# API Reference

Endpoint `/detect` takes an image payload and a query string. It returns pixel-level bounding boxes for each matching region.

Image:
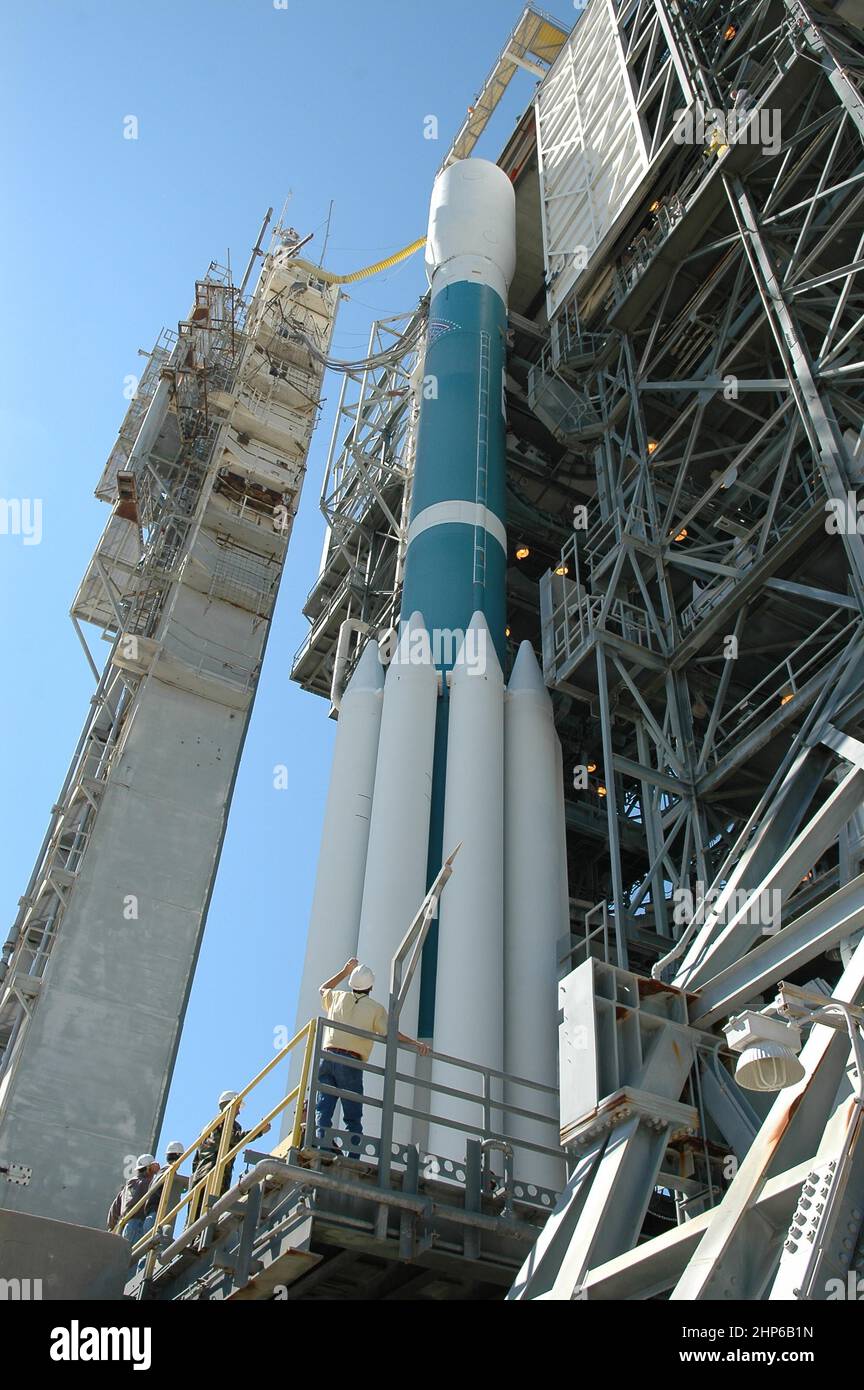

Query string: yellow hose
[315,236,426,285]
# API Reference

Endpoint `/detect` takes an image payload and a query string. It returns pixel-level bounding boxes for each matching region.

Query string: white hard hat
[218,1090,239,1107]
[165,1141,184,1158]
[349,964,375,991]
[136,1153,156,1169]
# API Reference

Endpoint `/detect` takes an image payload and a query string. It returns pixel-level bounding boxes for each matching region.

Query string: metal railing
[609,53,796,309]
[582,502,651,571]
[117,1011,565,1282]
[543,578,662,676]
[710,612,862,762]
[302,1016,563,1193]
[116,858,567,1289]
[115,1020,316,1271]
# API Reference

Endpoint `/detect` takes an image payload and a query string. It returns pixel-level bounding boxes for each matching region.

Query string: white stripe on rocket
[406,500,507,552]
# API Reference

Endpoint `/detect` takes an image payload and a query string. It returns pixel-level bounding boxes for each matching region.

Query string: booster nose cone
[345,638,385,696]
[391,610,434,668]
[449,608,501,684]
[507,639,550,696]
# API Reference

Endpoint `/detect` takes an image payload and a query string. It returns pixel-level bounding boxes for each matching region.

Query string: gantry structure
[291,0,864,1299]
[0,221,340,1229]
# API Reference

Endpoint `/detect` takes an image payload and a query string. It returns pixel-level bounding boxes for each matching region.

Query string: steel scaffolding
[289,0,864,1299]
[0,223,340,1227]
[510,0,864,1299]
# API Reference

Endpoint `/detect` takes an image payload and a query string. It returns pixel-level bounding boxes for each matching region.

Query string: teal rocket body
[403,275,510,1037]
[400,278,508,670]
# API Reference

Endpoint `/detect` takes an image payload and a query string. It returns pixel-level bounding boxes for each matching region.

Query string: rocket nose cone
[344,639,384,697]
[507,640,549,696]
[452,610,502,682]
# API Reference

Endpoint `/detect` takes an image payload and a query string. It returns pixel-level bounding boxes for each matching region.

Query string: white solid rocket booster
[285,640,385,1113]
[428,613,505,1155]
[354,613,438,1134]
[504,641,569,1187]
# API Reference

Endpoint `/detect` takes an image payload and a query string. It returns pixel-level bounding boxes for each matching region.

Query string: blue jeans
[315,1051,364,1157]
[123,1217,144,1245]
[136,1211,157,1273]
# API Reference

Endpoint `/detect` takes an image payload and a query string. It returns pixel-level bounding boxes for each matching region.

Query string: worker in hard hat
[162,1139,183,1167]
[107,1154,160,1245]
[134,1140,188,1247]
[187,1091,270,1224]
[148,1140,189,1237]
[316,957,430,1159]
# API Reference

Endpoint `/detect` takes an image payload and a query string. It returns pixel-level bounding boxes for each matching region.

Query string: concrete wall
[0,1210,128,1300]
[0,675,246,1227]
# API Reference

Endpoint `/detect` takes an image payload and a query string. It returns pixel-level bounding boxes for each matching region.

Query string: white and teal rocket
[401,159,516,1053]
[293,161,569,1186]
[400,157,514,658]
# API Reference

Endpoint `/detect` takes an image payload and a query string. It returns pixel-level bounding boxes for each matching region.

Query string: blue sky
[0,0,574,1160]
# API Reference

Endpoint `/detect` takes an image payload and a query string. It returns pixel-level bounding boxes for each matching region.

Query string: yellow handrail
[115,1020,316,1267]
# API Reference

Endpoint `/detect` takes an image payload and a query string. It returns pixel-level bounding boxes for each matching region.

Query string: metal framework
[289,0,864,1299]
[118,862,565,1301]
[291,307,426,700]
[508,0,864,1298]
[0,224,340,1226]
[119,1019,564,1303]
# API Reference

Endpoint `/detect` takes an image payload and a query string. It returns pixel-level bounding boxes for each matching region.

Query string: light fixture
[516,544,530,560]
[724,1012,805,1092]
[735,1041,806,1092]
[674,527,688,542]
[597,783,607,798]
[647,439,659,455]
[648,200,660,214]
[724,23,737,40]
[505,626,511,638]
[586,760,597,773]
[780,690,794,706]
[555,564,569,576]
